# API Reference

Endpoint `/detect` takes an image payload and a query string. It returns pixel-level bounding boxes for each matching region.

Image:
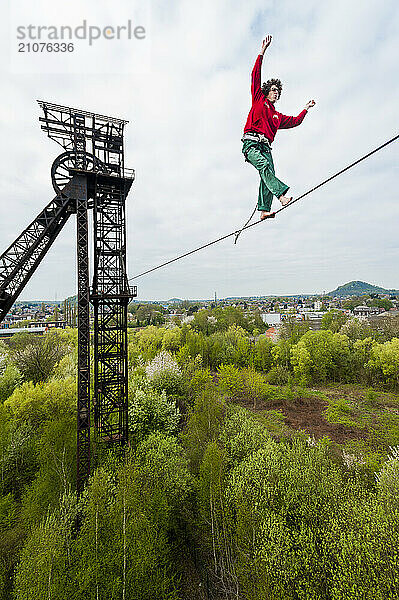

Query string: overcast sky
[1,0,398,301]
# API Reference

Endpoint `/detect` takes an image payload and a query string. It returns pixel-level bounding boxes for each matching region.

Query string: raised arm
[279,100,316,129]
[251,35,272,102]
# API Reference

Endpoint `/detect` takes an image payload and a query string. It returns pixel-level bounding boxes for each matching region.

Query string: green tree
[182,389,225,473]
[343,296,370,311]
[20,413,76,528]
[368,298,393,311]
[161,327,181,353]
[367,337,399,387]
[226,438,348,599]
[132,326,166,361]
[196,441,235,593]
[191,309,217,335]
[73,436,188,599]
[5,378,76,429]
[252,336,274,372]
[10,330,71,384]
[0,363,21,402]
[370,315,399,341]
[330,492,399,599]
[13,494,77,600]
[128,382,180,448]
[321,309,349,333]
[291,330,352,384]
[339,317,373,341]
[279,317,310,343]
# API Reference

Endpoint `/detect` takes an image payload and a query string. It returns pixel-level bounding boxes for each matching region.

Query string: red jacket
[243,54,307,143]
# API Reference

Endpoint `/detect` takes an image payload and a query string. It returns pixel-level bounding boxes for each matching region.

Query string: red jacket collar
[264,100,276,111]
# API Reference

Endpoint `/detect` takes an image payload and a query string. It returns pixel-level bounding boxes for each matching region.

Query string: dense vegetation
[0,308,398,599]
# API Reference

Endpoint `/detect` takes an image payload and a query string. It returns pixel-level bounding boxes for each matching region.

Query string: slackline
[129,133,398,282]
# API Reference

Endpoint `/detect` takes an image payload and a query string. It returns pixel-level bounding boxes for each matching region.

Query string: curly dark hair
[262,78,283,99]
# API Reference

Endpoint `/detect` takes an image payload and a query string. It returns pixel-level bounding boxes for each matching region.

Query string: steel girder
[91,177,134,444]
[0,180,80,323]
[73,175,91,494]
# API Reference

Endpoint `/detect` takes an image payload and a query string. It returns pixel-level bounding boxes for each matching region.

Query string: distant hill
[329,281,399,297]
[16,297,75,305]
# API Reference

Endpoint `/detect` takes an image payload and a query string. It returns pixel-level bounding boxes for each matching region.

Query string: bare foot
[260,211,275,220]
[279,195,293,206]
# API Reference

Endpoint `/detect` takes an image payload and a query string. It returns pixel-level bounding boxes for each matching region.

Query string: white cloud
[0,0,398,301]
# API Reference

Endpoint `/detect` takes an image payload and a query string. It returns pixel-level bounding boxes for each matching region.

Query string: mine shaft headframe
[37,100,130,177]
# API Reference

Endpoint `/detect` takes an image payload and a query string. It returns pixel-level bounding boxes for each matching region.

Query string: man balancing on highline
[242,35,316,220]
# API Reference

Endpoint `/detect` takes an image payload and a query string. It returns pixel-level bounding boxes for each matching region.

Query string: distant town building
[353,305,382,317]
[261,313,281,325]
[264,326,278,341]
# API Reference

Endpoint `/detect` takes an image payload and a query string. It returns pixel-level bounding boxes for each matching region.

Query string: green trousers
[242,139,289,211]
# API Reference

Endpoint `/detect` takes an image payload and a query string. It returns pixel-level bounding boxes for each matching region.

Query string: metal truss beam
[0,180,79,323]
[91,177,135,444]
[73,175,91,494]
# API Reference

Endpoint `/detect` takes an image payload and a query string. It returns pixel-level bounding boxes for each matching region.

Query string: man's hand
[305,100,316,110]
[260,35,272,55]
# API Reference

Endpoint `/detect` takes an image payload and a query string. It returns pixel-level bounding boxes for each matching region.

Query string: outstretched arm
[279,100,316,129]
[251,35,272,101]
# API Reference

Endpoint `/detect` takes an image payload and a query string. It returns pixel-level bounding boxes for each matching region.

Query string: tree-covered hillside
[0,307,398,599]
[329,280,399,297]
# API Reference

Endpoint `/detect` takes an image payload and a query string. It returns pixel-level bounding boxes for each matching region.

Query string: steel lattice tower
[0,101,137,493]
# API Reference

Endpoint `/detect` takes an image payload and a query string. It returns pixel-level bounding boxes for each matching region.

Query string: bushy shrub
[324,398,361,429]
[128,383,180,447]
[145,351,183,396]
[266,365,291,385]
[363,387,380,408]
